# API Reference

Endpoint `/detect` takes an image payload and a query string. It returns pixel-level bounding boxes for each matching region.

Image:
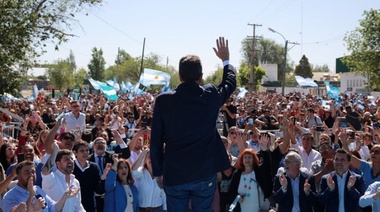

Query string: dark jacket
[273,170,317,212]
[318,170,365,212]
[150,64,236,186]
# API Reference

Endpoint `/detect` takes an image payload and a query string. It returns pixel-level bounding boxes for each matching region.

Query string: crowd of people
[1,37,380,211]
[0,87,379,212]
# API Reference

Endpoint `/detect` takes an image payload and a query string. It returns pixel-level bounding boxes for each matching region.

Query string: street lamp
[268,27,288,95]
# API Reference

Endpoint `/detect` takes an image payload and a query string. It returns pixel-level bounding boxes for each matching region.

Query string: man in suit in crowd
[151,37,236,212]
[273,151,317,212]
[318,149,365,212]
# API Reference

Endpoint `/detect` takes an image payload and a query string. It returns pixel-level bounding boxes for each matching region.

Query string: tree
[237,63,266,89]
[241,37,289,78]
[115,49,132,65]
[0,0,102,95]
[73,68,89,88]
[294,55,313,78]
[312,64,330,73]
[343,9,380,90]
[47,60,75,91]
[88,47,106,81]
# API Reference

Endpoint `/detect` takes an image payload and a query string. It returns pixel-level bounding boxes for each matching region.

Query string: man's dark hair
[335,148,351,161]
[56,149,74,162]
[72,141,89,152]
[15,161,35,175]
[179,55,203,82]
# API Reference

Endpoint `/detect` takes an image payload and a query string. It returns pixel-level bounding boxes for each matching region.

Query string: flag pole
[139,38,146,78]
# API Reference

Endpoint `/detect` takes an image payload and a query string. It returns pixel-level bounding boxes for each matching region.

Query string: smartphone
[248,118,254,125]
[339,118,349,128]
[17,153,25,162]
[316,126,324,132]
[373,122,380,129]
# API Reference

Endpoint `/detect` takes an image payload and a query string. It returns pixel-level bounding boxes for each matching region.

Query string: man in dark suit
[88,130,130,212]
[150,37,236,212]
[318,149,365,212]
[273,151,317,212]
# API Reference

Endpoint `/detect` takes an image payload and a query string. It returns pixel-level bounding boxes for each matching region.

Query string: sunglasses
[229,132,236,135]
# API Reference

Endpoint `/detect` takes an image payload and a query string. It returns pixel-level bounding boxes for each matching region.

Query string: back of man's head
[179,55,203,82]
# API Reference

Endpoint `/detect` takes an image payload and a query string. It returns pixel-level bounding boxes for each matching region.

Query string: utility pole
[247,23,262,92]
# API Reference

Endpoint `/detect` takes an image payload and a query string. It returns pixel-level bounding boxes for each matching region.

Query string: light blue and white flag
[237,87,248,99]
[33,84,39,99]
[100,84,118,101]
[295,76,318,87]
[113,77,120,92]
[325,82,341,101]
[120,81,127,93]
[140,68,171,87]
[88,78,107,90]
[160,82,171,93]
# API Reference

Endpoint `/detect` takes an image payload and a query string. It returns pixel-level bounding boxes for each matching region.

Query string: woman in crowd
[228,149,271,212]
[131,148,166,212]
[0,143,16,172]
[36,129,49,155]
[104,154,139,212]
[21,111,48,141]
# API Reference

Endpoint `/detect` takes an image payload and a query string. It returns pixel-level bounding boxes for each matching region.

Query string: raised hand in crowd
[304,179,311,195]
[279,174,288,190]
[327,174,335,191]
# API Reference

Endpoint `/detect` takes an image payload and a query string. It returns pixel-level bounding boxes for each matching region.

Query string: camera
[316,126,324,132]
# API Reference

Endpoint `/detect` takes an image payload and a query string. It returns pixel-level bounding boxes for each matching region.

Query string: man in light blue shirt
[1,161,78,212]
[318,149,365,212]
[359,181,380,211]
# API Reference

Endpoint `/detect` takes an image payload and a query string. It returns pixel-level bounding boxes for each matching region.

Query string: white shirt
[291,143,322,171]
[129,151,141,165]
[42,169,85,212]
[131,167,166,210]
[64,112,86,132]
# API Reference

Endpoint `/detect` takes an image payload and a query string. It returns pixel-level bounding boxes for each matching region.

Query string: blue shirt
[336,171,348,212]
[2,185,57,212]
[290,174,300,212]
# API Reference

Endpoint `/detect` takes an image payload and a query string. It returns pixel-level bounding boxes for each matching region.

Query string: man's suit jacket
[273,170,317,212]
[88,145,130,171]
[318,170,365,212]
[150,64,236,186]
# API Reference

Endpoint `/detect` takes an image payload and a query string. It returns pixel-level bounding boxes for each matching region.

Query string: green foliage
[115,49,132,65]
[294,55,313,78]
[88,47,106,81]
[47,60,75,91]
[0,0,102,95]
[237,63,266,89]
[241,37,288,78]
[343,9,380,90]
[74,68,89,87]
[204,68,224,86]
[312,64,330,73]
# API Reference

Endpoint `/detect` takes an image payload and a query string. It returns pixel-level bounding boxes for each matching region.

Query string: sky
[32,0,379,79]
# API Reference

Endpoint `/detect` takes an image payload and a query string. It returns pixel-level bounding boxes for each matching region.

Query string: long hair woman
[104,155,139,212]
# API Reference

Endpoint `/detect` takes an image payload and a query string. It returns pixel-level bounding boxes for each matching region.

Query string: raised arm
[41,143,59,175]
[339,130,362,169]
[44,118,63,154]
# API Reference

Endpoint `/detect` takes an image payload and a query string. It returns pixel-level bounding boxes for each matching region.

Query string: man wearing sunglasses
[63,100,86,132]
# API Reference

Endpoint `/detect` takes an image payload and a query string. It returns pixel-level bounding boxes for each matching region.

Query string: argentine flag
[140,68,171,87]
